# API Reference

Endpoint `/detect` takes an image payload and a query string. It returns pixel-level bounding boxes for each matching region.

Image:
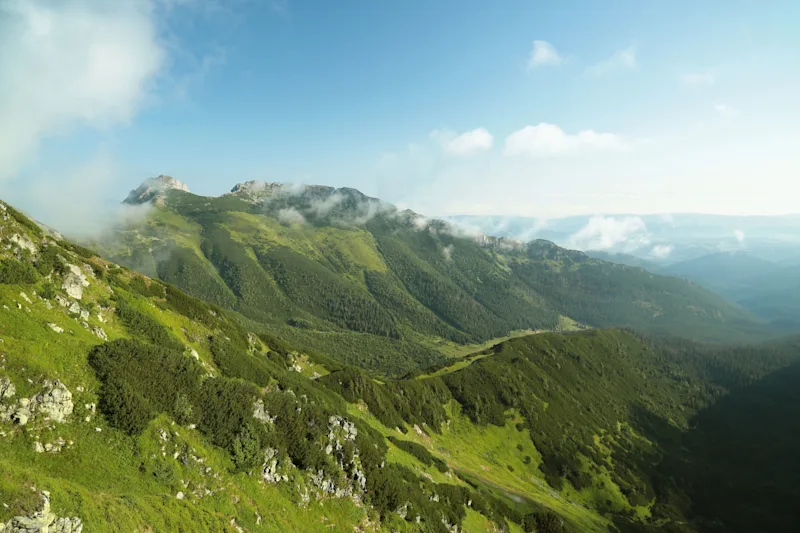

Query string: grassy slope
[2,199,596,533]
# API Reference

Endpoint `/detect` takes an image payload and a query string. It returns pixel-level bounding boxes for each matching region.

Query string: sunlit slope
[2,198,578,533]
[94,183,772,376]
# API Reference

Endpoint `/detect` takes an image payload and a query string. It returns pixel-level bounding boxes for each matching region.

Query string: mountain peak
[123,175,190,205]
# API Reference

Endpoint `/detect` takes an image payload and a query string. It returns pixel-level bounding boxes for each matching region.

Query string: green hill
[90,177,772,376]
[4,195,800,532]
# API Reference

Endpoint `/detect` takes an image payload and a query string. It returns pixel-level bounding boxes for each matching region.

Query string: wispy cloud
[503,123,629,157]
[682,70,715,86]
[528,40,562,68]
[568,216,650,251]
[713,102,737,118]
[650,244,673,258]
[430,128,494,155]
[585,46,637,75]
[0,0,166,181]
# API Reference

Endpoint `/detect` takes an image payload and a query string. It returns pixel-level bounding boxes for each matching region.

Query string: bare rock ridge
[123,175,190,205]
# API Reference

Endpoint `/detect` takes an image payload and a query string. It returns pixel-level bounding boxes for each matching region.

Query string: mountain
[87,178,772,377]
[3,196,800,532]
[584,251,666,273]
[662,253,800,332]
[665,251,779,293]
[449,213,800,264]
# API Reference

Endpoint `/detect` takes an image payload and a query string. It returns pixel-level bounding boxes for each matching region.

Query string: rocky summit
[123,175,190,205]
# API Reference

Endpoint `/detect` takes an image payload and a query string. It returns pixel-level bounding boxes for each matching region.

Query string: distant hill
[87,177,774,375]
[585,250,666,273]
[665,251,779,291]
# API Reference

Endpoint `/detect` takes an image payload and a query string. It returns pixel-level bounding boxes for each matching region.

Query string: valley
[2,187,799,533]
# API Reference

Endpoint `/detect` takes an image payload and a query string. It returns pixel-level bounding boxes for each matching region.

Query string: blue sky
[1,0,799,233]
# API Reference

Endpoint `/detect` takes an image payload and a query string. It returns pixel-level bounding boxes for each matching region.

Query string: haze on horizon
[1,0,798,233]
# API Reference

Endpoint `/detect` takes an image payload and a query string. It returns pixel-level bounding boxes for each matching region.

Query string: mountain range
[86,176,774,377]
[1,181,799,533]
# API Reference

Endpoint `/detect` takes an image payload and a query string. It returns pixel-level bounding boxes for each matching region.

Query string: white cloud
[442,244,454,261]
[734,229,745,243]
[0,0,166,180]
[430,128,494,155]
[650,244,673,258]
[568,216,649,251]
[682,70,715,86]
[713,103,737,118]
[528,40,562,68]
[585,46,637,76]
[504,123,629,157]
[277,207,306,225]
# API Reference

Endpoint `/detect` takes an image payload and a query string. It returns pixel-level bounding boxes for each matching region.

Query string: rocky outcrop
[261,447,292,483]
[0,491,82,533]
[0,376,15,401]
[35,380,74,423]
[61,265,89,300]
[9,233,37,255]
[1,380,74,426]
[124,175,190,205]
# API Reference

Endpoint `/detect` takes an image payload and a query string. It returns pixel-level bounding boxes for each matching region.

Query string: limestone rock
[124,175,190,205]
[62,265,89,300]
[48,323,64,334]
[35,380,74,423]
[253,399,276,424]
[0,491,83,533]
[91,327,107,341]
[0,376,15,401]
[9,233,37,254]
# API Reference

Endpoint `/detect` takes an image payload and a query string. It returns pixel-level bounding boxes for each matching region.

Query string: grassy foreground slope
[2,197,600,532]
[93,179,771,376]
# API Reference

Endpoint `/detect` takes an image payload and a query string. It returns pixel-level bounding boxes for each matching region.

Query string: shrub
[0,259,39,285]
[116,297,184,351]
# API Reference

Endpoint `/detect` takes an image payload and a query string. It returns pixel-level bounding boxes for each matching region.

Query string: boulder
[35,380,74,423]
[62,265,89,300]
[0,376,15,401]
[0,491,83,533]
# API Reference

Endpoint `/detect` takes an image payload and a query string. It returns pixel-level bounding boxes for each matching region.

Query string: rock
[189,348,200,360]
[62,265,89,300]
[11,398,33,425]
[55,295,69,307]
[124,175,190,205]
[253,399,276,424]
[47,323,64,334]
[91,327,107,340]
[175,492,185,500]
[0,376,15,401]
[0,491,83,533]
[35,380,74,423]
[34,441,45,453]
[96,312,106,324]
[68,301,81,314]
[19,292,32,304]
[79,309,89,321]
[9,233,37,254]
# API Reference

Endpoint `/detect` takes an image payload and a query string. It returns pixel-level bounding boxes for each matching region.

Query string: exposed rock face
[0,376,15,401]
[35,380,74,423]
[62,265,89,300]
[9,233,37,255]
[261,447,292,483]
[253,399,276,424]
[91,327,108,341]
[0,491,83,533]
[3,381,76,425]
[124,175,190,205]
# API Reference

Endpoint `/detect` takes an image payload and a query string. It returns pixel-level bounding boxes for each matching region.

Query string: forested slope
[92,178,772,375]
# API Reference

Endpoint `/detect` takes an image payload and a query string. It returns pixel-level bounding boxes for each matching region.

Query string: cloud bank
[504,123,629,157]
[430,128,494,155]
[0,0,165,180]
[568,216,649,251]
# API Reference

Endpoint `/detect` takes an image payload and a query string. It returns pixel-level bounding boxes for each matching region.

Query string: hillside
[89,177,771,376]
[665,254,800,332]
[2,196,799,532]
